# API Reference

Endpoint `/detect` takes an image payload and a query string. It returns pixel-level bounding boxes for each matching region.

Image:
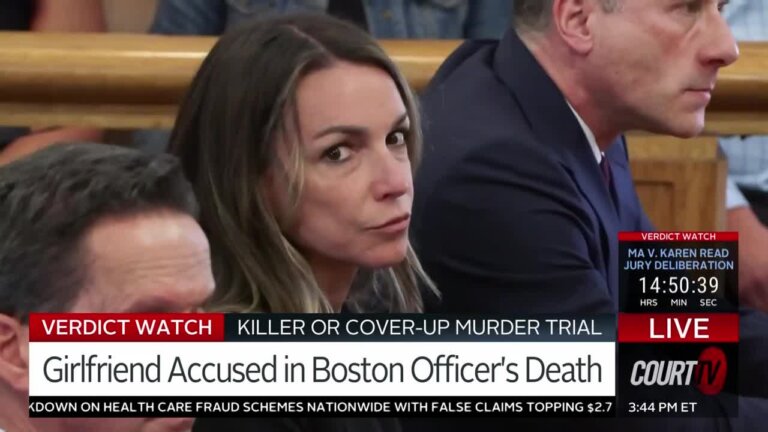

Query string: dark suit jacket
[410,29,767,431]
[413,29,652,315]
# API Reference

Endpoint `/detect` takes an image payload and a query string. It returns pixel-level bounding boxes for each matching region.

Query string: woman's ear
[0,315,30,392]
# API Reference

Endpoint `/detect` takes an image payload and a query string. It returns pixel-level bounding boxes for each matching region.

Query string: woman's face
[275,60,413,269]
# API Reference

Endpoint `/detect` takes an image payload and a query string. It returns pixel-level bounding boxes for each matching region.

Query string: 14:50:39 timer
[639,276,718,295]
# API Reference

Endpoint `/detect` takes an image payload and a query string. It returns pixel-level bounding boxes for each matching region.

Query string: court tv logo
[629,346,727,395]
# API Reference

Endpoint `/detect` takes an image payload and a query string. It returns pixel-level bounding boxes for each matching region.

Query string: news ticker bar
[28,396,616,418]
[28,313,616,342]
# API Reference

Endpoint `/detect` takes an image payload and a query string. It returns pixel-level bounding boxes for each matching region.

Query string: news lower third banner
[26,232,739,419]
[28,314,615,417]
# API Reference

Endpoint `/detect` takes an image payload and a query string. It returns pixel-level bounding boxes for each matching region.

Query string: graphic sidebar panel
[618,232,738,417]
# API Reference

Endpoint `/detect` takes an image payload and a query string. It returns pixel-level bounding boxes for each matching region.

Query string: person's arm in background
[31,0,104,31]
[726,178,768,311]
[463,0,512,39]
[150,0,226,35]
[0,0,105,165]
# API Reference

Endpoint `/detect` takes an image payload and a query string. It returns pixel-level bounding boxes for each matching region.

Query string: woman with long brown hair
[170,13,436,317]
[171,12,438,431]
[171,15,432,318]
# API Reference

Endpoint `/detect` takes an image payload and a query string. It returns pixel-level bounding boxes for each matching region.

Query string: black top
[0,0,33,30]
[193,417,401,432]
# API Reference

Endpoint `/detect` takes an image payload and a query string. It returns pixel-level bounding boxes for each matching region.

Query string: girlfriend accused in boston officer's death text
[42,353,602,385]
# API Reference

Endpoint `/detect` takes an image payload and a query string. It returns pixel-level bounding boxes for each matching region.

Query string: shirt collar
[567,102,602,163]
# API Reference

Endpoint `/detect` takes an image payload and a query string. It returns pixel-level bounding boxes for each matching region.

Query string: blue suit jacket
[413,30,653,315]
[410,29,768,429]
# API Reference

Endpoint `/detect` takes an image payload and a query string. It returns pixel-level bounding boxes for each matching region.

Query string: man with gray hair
[415,0,738,321]
[411,0,767,430]
[0,143,215,432]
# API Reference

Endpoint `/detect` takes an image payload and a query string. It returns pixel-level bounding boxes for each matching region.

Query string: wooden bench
[1,32,765,230]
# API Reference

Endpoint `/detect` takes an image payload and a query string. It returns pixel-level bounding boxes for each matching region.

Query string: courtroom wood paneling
[0,102,176,129]
[627,136,726,231]
[0,33,454,108]
[0,33,765,132]
[0,34,748,231]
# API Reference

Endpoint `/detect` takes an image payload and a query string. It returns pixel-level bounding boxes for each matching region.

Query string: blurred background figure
[0,0,105,165]
[720,0,768,312]
[150,0,511,39]
[135,0,512,153]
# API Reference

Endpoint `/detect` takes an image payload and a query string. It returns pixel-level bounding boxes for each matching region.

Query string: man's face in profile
[586,0,738,136]
[31,210,215,432]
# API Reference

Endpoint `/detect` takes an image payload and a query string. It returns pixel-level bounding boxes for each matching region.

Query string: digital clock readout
[638,276,718,295]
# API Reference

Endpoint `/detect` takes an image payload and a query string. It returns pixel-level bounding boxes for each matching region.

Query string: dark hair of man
[0,142,199,322]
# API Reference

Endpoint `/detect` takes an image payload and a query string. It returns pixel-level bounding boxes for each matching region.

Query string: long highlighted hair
[170,14,437,313]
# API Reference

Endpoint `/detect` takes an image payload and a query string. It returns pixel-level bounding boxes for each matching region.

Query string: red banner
[618,232,738,242]
[28,313,225,342]
[618,313,738,343]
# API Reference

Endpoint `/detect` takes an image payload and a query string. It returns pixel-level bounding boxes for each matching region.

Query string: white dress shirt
[567,102,603,164]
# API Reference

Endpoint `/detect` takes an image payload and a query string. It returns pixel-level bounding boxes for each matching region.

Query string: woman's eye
[386,131,407,147]
[323,145,352,162]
